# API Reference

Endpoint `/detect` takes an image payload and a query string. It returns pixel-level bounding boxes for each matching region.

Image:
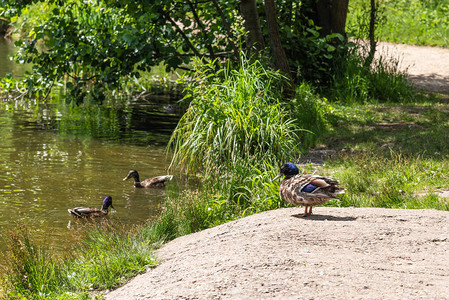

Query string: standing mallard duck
[68,196,114,218]
[274,162,345,217]
[123,170,173,188]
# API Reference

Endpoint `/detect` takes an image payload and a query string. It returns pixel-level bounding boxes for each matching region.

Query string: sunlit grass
[68,221,157,291]
[168,57,302,175]
[320,148,449,210]
[315,99,449,211]
[2,224,68,299]
[2,221,157,299]
[347,0,449,47]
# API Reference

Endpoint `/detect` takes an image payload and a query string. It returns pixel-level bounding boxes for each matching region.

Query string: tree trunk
[364,0,377,67]
[264,0,291,79]
[315,0,349,37]
[240,0,265,53]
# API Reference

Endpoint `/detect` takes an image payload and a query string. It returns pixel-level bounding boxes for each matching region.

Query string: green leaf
[326,45,336,52]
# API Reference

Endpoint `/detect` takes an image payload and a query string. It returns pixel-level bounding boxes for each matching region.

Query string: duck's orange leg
[307,206,313,216]
[298,205,309,217]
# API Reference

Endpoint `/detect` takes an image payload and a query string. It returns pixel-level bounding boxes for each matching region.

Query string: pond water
[0,38,181,264]
[0,38,29,78]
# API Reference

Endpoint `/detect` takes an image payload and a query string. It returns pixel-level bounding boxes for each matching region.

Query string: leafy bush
[7,2,55,40]
[12,0,163,102]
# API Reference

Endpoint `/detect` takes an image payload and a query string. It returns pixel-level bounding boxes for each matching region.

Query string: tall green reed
[3,224,67,299]
[165,57,332,238]
[329,46,415,103]
[2,221,157,299]
[68,221,157,290]
[168,57,301,175]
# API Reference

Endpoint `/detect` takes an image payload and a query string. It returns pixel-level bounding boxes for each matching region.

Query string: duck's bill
[272,174,281,181]
[122,176,129,181]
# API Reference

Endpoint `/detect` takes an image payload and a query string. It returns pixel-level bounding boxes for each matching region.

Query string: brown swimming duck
[274,162,345,217]
[68,196,114,218]
[123,170,173,188]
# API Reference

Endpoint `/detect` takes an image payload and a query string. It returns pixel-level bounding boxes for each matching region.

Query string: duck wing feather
[68,207,103,217]
[141,175,173,188]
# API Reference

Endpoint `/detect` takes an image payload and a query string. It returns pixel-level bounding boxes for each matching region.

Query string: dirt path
[105,44,449,299]
[377,42,449,92]
[106,207,449,299]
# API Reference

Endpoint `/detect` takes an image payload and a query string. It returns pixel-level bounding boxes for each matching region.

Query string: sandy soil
[376,42,449,93]
[105,44,449,299]
[106,207,449,299]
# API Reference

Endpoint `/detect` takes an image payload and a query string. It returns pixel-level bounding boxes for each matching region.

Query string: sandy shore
[106,207,449,299]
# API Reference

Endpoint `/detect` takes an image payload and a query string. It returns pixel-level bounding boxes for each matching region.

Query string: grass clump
[68,222,156,291]
[2,222,157,299]
[169,57,302,174]
[3,225,68,299]
[161,56,316,240]
[327,46,415,103]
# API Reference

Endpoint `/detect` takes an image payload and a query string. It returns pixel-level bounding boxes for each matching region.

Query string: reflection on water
[0,98,180,263]
[0,37,30,78]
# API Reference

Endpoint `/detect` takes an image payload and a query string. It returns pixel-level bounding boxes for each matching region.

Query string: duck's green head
[273,162,299,180]
[123,170,139,181]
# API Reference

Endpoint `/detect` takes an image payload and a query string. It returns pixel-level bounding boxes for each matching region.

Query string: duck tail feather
[334,188,346,195]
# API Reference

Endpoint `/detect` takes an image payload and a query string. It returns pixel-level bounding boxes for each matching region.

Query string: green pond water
[0,38,180,264]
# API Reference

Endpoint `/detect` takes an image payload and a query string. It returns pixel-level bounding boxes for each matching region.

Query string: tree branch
[211,0,239,59]
[177,0,212,5]
[187,0,216,60]
[161,10,202,57]
[364,0,377,67]
[176,51,234,57]
[43,79,55,101]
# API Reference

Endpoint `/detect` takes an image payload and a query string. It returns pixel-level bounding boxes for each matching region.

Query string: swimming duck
[68,196,114,218]
[273,162,345,217]
[123,170,173,188]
